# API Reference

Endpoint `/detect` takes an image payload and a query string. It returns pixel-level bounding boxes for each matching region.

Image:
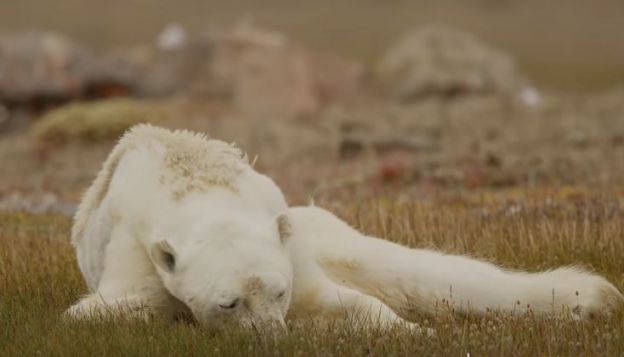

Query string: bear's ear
[276,213,292,243]
[150,240,176,273]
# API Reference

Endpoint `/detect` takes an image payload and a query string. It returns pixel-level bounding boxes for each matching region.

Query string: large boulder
[0,32,135,105]
[377,24,522,101]
[209,22,364,119]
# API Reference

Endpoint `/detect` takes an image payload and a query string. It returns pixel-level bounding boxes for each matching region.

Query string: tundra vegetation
[1,193,623,356]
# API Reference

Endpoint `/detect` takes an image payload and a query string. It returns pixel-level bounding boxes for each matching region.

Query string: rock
[208,21,364,119]
[157,23,188,52]
[307,52,364,106]
[0,32,85,102]
[232,31,319,119]
[377,24,522,101]
[519,86,541,108]
[0,32,136,106]
[207,20,290,98]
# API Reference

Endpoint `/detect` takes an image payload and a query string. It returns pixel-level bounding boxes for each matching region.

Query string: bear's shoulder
[120,124,249,199]
[72,124,249,247]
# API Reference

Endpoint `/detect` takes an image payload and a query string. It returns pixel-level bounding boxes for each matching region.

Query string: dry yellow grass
[1,192,623,355]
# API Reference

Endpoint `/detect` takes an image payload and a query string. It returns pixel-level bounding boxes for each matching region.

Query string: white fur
[67,124,292,328]
[286,206,623,318]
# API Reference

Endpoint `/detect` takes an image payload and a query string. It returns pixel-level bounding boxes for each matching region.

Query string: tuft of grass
[0,194,623,356]
[31,98,167,147]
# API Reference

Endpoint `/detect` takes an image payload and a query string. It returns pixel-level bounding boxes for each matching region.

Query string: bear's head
[150,213,293,330]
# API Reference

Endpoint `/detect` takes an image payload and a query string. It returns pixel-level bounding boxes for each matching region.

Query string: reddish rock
[209,22,364,119]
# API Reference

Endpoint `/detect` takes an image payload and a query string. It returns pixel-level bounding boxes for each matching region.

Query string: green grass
[1,194,623,356]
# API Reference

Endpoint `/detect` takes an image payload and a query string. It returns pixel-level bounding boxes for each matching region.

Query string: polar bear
[67,124,622,330]
[66,124,295,328]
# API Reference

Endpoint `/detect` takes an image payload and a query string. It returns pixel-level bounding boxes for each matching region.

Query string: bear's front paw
[63,294,153,322]
[63,295,105,321]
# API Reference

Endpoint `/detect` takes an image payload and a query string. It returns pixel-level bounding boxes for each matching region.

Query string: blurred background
[4,0,624,90]
[1,0,624,213]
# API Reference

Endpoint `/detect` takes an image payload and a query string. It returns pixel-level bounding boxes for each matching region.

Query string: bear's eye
[219,298,240,310]
[276,291,286,300]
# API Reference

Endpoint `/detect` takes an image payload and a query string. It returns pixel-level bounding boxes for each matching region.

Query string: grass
[1,192,623,356]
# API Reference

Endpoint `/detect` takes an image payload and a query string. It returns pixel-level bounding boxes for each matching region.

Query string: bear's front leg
[310,280,431,334]
[68,226,189,321]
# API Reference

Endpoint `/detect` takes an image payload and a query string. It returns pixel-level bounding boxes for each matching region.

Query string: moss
[31,98,167,146]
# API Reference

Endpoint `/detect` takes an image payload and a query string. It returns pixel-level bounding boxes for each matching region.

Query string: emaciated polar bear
[66,125,622,329]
